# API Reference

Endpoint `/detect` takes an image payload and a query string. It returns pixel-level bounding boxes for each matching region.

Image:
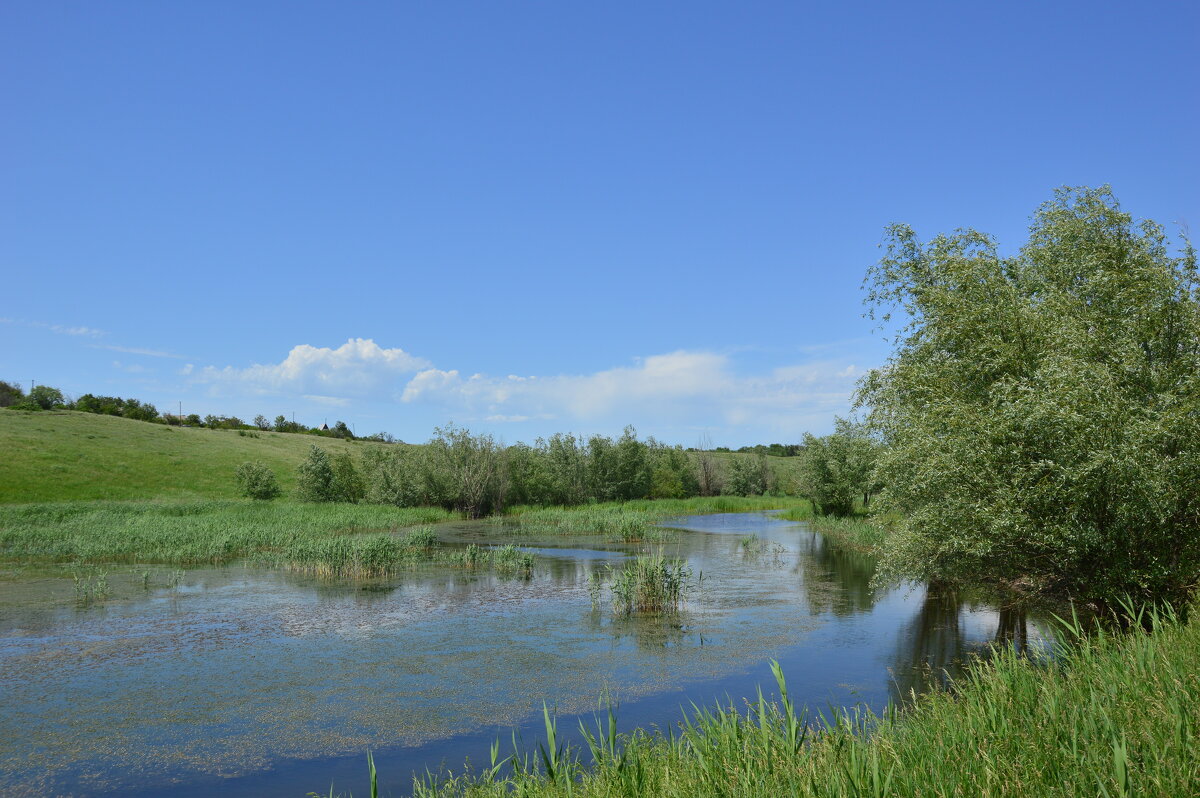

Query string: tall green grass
[0,499,453,565]
[382,605,1200,797]
[607,551,693,615]
[505,506,657,542]
[278,531,535,578]
[806,515,888,553]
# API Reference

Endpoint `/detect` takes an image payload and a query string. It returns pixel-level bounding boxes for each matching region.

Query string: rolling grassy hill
[0,409,805,505]
[0,410,383,503]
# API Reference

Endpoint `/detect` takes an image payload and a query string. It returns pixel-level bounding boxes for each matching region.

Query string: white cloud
[112,360,149,374]
[2,318,106,337]
[52,324,104,337]
[91,343,184,358]
[400,349,862,437]
[303,394,352,407]
[198,338,430,398]
[190,337,867,440]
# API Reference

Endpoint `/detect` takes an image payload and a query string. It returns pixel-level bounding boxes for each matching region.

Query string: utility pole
[179,401,183,425]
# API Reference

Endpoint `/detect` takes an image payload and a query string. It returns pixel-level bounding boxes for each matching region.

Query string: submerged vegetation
[377,606,1200,798]
[277,529,534,578]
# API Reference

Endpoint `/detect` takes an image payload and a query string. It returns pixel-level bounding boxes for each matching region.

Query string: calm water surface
[0,512,1052,796]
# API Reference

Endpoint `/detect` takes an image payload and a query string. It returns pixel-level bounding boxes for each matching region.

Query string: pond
[0,511,1054,796]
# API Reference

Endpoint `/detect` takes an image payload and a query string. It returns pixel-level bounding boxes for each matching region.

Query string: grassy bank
[0,499,453,565]
[0,410,382,503]
[0,495,808,572]
[775,504,890,554]
[386,606,1199,797]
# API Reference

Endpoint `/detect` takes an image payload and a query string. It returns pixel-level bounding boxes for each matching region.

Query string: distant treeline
[0,380,394,442]
[704,442,804,457]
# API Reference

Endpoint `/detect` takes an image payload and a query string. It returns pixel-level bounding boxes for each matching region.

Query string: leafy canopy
[860,186,1200,607]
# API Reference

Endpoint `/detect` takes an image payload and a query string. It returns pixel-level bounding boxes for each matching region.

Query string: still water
[0,512,1051,796]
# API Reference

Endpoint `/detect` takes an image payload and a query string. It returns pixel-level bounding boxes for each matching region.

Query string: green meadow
[0,409,383,503]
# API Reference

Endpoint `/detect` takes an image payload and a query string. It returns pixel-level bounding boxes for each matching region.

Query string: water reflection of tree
[797,532,878,617]
[887,586,1032,703]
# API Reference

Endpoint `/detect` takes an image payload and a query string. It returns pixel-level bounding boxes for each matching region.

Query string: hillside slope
[0,410,383,503]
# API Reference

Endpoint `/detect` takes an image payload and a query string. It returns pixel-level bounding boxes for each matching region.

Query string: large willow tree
[860,187,1200,608]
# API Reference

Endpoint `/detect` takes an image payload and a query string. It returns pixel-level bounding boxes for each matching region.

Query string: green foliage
[861,187,1200,607]
[423,424,505,517]
[357,425,735,515]
[807,515,888,553]
[296,445,337,502]
[725,453,770,496]
[330,451,365,503]
[800,418,880,517]
[74,393,159,422]
[11,384,67,411]
[234,461,282,500]
[0,380,25,408]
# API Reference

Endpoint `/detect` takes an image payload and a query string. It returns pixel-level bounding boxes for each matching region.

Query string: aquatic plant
[607,551,693,615]
[71,565,110,606]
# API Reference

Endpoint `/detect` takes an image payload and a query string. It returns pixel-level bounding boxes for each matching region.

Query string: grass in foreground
[332,605,1199,798]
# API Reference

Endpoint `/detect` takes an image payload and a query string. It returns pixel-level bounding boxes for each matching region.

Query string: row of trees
[263,426,801,516]
[0,381,67,411]
[1,382,393,441]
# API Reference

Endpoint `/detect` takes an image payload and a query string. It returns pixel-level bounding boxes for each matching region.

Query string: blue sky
[3,1,1196,446]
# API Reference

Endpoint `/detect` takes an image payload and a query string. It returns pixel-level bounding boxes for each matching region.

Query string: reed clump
[606,551,693,615]
[446,543,535,574]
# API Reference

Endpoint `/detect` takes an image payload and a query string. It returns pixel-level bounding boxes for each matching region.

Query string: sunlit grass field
[0,409,385,503]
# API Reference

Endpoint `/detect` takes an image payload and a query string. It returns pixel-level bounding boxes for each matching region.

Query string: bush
[800,419,880,517]
[296,445,336,502]
[10,385,68,411]
[330,452,364,503]
[234,461,282,500]
[0,380,25,408]
[726,454,770,496]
